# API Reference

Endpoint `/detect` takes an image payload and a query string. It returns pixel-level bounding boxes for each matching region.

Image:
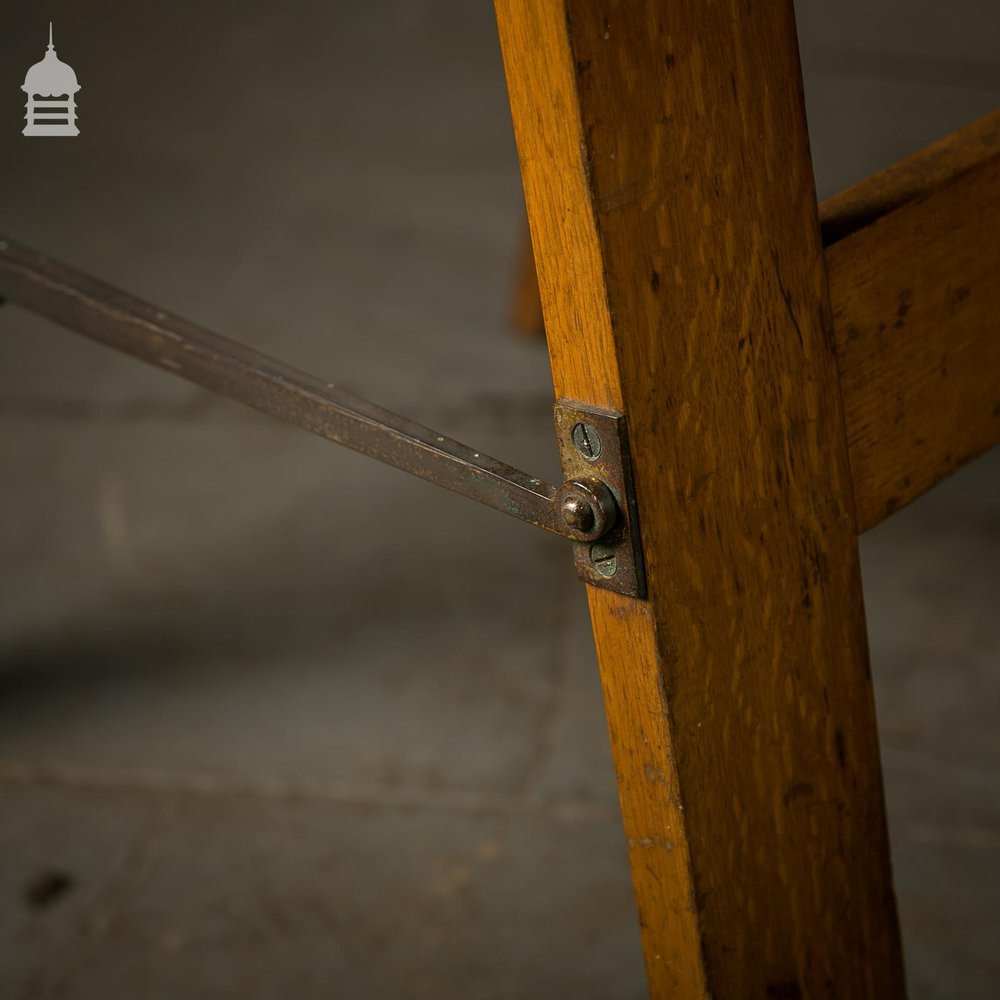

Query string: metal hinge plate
[554,401,646,599]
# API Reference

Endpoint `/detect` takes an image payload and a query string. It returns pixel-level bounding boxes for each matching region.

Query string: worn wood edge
[820,107,1000,245]
[494,1,623,408]
[586,586,709,995]
[830,150,1000,531]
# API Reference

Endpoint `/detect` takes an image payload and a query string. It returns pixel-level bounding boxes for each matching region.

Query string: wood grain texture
[514,109,1000,352]
[820,108,1000,246]
[830,151,1000,530]
[512,109,1000,522]
[495,2,906,997]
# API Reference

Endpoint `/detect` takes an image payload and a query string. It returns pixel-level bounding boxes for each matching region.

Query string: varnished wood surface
[496,2,905,997]
[511,108,1000,528]
[514,111,1000,338]
[830,151,1000,530]
[820,108,1000,245]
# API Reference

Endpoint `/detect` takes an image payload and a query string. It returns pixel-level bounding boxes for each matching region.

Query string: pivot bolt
[559,493,596,533]
[555,477,617,542]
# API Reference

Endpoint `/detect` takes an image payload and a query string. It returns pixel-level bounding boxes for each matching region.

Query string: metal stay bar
[0,237,645,596]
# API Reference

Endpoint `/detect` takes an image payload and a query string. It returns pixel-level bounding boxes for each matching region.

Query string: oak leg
[495,2,907,996]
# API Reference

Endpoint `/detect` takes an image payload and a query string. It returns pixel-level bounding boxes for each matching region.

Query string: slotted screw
[571,422,602,460]
[589,543,617,578]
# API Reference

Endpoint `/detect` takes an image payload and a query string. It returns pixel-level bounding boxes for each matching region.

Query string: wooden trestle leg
[495,2,908,996]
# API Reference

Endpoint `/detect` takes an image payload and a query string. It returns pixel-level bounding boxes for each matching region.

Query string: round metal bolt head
[589,543,618,577]
[555,478,617,541]
[560,493,596,533]
[571,421,602,460]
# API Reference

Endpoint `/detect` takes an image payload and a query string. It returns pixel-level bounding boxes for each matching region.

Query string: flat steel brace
[0,237,646,597]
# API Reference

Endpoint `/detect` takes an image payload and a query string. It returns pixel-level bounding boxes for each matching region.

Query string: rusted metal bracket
[0,237,646,597]
[553,402,645,597]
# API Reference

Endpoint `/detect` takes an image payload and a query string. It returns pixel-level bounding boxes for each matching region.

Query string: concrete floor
[0,2,997,997]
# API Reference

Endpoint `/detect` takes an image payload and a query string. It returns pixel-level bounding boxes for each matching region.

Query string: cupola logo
[22,23,80,137]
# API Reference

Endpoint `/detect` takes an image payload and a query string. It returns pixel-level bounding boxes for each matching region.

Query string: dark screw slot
[571,422,602,460]
[589,543,617,578]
